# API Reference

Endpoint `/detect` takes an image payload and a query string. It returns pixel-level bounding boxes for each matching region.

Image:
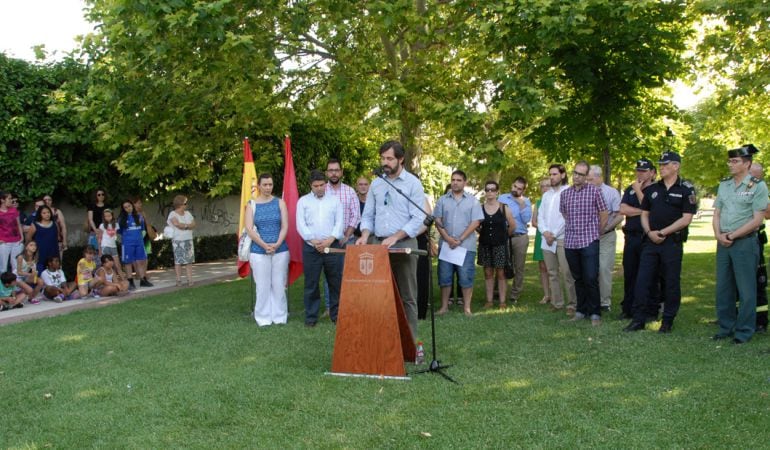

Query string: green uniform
[714,174,768,342]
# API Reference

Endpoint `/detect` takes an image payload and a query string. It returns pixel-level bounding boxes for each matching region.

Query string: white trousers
[0,240,24,274]
[249,251,289,326]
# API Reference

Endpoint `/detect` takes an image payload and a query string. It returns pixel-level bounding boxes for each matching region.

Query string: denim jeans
[565,240,601,317]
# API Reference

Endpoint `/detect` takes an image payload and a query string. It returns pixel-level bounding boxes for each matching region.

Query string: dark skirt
[477,243,508,268]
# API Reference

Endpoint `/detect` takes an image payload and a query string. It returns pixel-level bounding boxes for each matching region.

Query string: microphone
[373,166,386,177]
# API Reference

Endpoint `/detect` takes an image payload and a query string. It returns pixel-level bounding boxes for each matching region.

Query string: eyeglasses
[326,168,341,172]
[573,171,587,177]
[485,188,498,192]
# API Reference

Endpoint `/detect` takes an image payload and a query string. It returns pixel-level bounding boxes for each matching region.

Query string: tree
[483,0,693,182]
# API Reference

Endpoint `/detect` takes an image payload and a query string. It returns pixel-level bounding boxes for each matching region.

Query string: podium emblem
[359,252,374,275]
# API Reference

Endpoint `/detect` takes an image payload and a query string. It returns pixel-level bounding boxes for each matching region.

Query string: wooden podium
[328,245,416,379]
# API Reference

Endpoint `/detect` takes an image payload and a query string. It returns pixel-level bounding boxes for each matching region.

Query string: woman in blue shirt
[244,173,289,326]
[118,200,148,291]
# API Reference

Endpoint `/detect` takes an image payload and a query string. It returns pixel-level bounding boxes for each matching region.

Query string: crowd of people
[245,140,768,345]
[0,191,197,311]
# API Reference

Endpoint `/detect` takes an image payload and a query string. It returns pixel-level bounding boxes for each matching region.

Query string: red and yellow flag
[238,137,258,278]
[282,135,303,285]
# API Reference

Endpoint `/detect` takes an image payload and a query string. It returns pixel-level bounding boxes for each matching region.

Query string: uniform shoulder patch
[720,176,732,182]
[682,179,695,188]
[750,176,762,184]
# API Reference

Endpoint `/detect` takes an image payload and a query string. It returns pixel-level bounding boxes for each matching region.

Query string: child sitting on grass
[0,271,33,311]
[15,240,44,303]
[40,256,79,303]
[93,255,129,297]
[76,246,102,298]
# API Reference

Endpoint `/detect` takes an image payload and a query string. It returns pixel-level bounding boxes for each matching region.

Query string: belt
[511,233,527,237]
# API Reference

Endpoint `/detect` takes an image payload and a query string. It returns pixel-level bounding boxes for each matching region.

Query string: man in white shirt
[296,170,344,327]
[587,165,623,312]
[537,164,577,314]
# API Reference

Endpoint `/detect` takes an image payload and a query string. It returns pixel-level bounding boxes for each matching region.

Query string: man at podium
[356,140,427,337]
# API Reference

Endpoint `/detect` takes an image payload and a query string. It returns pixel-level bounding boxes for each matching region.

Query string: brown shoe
[550,304,563,312]
[483,302,494,309]
[566,307,576,317]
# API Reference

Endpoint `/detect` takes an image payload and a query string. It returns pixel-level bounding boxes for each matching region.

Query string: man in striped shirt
[560,161,608,326]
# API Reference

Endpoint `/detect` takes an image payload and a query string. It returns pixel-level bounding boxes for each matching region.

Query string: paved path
[0,259,241,326]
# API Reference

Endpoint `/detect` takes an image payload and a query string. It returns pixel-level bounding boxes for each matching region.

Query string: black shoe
[733,338,746,345]
[128,280,136,291]
[712,333,731,340]
[12,303,24,309]
[658,322,672,334]
[139,278,154,287]
[624,321,645,332]
[601,305,611,312]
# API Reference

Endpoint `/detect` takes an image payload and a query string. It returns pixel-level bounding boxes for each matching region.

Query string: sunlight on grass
[57,334,87,343]
[503,379,532,390]
[660,387,683,399]
[76,388,111,399]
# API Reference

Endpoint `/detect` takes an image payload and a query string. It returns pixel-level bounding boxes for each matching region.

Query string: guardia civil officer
[624,152,696,333]
[749,162,769,333]
[712,144,768,344]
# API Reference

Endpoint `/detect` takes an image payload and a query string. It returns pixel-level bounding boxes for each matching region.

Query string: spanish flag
[282,135,303,285]
[237,137,257,278]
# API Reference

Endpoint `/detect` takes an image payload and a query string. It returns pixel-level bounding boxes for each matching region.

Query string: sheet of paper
[541,237,557,254]
[438,241,467,266]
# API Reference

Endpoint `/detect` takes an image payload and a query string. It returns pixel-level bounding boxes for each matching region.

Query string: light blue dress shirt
[498,193,532,235]
[360,169,426,238]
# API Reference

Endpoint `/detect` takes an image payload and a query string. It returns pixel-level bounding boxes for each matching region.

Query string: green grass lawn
[1,216,768,448]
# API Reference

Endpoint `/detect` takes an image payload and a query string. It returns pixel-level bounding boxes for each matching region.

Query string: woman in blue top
[117,200,148,291]
[244,173,289,326]
[25,205,59,275]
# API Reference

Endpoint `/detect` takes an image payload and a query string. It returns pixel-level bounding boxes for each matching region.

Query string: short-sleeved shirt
[498,193,532,235]
[0,207,21,242]
[434,191,484,251]
[714,175,769,232]
[88,204,108,231]
[560,184,607,249]
[621,184,645,232]
[41,269,67,287]
[641,177,698,232]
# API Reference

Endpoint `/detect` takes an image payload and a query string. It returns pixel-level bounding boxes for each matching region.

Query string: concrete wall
[53,195,241,246]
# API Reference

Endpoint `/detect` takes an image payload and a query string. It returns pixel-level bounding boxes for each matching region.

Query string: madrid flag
[237,137,257,278]
[282,135,303,285]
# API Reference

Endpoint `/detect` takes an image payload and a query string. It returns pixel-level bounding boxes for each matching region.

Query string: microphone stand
[373,169,458,384]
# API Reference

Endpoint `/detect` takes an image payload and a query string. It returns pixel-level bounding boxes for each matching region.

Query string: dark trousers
[633,238,682,324]
[565,240,601,317]
[622,231,662,318]
[302,241,343,324]
[757,233,768,329]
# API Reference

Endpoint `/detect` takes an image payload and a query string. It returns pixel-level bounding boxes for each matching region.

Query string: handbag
[237,200,256,262]
[163,224,176,240]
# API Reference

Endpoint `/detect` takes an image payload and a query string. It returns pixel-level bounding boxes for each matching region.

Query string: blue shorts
[121,243,147,264]
[438,250,476,288]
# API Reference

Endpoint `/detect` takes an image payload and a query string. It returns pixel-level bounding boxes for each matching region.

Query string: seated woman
[15,241,44,303]
[93,255,129,297]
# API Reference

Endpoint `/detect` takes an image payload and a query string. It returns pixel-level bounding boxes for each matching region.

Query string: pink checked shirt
[325,182,361,236]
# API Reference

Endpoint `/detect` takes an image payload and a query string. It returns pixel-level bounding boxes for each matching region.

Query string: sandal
[483,302,494,309]
[176,279,182,287]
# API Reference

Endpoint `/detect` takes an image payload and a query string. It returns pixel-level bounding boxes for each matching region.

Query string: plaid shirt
[326,181,361,233]
[559,184,607,249]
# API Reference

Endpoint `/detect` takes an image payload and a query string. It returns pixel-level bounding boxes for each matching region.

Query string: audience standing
[245,173,289,326]
[712,145,767,344]
[560,161,608,326]
[477,180,517,309]
[26,205,59,276]
[0,192,24,274]
[625,152,696,333]
[87,189,109,250]
[434,170,483,316]
[749,162,770,333]
[538,165,577,315]
[167,195,197,286]
[587,165,622,312]
[531,179,552,305]
[498,177,532,305]
[297,170,344,327]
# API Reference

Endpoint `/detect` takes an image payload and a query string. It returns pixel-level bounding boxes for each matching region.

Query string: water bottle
[415,341,425,365]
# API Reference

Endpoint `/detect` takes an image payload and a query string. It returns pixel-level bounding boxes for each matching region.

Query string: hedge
[62,234,237,280]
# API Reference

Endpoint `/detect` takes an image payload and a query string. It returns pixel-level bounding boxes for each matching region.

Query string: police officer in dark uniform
[712,144,768,344]
[624,151,697,333]
[619,158,660,320]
